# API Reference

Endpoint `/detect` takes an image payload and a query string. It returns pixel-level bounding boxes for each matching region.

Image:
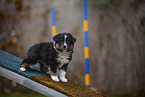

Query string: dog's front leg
[59,64,68,82]
[50,65,59,82]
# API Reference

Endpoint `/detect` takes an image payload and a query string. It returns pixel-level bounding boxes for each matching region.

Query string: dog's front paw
[20,67,26,71]
[51,75,59,82]
[59,70,67,82]
[60,77,67,82]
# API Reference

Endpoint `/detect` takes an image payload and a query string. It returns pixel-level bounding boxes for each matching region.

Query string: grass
[0,94,46,97]
[0,93,135,97]
[108,94,134,97]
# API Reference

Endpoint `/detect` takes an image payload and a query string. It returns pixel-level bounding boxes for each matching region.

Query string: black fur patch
[20,33,76,76]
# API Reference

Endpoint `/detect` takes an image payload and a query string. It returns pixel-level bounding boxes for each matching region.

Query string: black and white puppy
[20,32,76,82]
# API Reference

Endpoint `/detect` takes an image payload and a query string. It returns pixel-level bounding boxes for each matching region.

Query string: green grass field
[0,93,134,97]
[0,94,46,97]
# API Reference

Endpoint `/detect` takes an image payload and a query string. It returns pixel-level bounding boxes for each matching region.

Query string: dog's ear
[72,36,77,43]
[68,33,77,43]
[53,34,59,41]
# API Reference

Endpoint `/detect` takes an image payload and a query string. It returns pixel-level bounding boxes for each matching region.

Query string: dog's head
[53,32,77,52]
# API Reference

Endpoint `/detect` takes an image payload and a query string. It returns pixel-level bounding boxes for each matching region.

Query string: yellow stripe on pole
[83,20,88,31]
[52,26,57,36]
[85,74,90,85]
[84,47,89,58]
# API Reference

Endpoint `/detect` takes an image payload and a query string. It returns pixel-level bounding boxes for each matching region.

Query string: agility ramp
[0,50,106,97]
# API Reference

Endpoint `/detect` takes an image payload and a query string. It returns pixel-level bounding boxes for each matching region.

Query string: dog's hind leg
[20,57,38,71]
[39,61,51,74]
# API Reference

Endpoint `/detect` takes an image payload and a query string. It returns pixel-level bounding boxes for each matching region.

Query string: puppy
[20,32,76,82]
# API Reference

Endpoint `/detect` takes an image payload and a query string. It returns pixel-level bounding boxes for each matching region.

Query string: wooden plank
[31,76,106,97]
[0,50,107,97]
[0,67,66,97]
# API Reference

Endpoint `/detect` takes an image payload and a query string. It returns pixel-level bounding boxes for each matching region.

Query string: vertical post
[51,7,57,37]
[83,0,90,88]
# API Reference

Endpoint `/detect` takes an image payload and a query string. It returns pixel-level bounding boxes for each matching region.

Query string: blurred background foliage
[0,0,145,97]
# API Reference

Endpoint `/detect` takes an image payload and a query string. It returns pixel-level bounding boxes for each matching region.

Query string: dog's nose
[63,45,66,49]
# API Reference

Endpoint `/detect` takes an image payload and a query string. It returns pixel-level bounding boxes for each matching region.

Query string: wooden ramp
[0,50,107,97]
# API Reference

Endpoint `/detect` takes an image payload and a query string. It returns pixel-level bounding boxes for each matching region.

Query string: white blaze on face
[63,35,67,48]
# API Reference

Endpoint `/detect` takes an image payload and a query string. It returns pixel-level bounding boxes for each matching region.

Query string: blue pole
[83,0,90,88]
[51,7,57,36]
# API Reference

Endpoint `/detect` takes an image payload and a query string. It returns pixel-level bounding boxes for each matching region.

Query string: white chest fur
[57,51,70,68]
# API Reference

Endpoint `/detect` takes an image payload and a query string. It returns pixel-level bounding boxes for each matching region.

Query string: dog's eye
[66,38,69,41]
